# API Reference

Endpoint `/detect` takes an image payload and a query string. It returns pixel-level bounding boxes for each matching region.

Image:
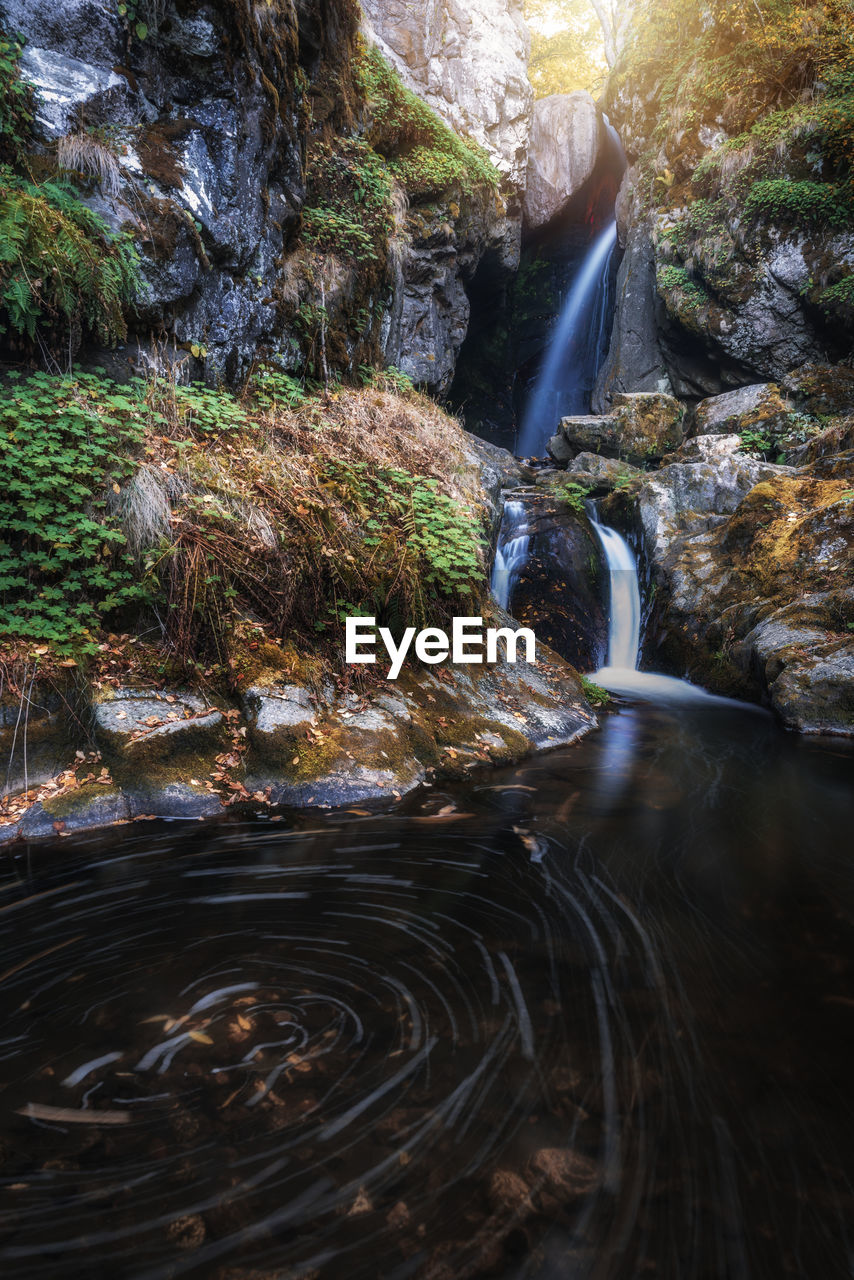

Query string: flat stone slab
[94,689,223,761]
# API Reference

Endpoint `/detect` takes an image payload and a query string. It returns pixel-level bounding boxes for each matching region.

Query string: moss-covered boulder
[553,393,685,467]
[693,383,791,437]
[641,465,854,734]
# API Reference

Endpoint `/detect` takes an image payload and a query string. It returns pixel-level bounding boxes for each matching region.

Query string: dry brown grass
[116,378,489,670]
[57,133,122,198]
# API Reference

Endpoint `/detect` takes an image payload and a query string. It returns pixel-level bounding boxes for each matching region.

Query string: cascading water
[517,220,618,459]
[588,504,764,708]
[491,499,530,609]
[587,507,641,672]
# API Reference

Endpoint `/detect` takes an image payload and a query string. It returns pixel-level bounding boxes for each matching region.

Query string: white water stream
[517,221,618,459]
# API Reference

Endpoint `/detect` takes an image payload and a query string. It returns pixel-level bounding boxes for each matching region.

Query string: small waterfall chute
[588,510,641,673]
[491,499,530,610]
[517,220,618,460]
[588,506,763,709]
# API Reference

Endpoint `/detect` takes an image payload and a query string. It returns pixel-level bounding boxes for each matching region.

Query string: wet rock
[502,486,609,670]
[693,383,791,437]
[124,782,223,821]
[524,92,601,231]
[593,207,675,411]
[464,433,528,536]
[20,787,130,840]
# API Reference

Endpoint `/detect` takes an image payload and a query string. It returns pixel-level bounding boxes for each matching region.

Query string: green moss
[356,43,500,201]
[743,178,852,229]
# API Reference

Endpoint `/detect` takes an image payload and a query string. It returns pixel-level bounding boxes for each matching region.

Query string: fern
[0,165,139,343]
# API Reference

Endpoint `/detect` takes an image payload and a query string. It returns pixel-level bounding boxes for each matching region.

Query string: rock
[243,685,317,768]
[19,46,134,137]
[488,1169,533,1214]
[566,453,641,489]
[670,433,744,463]
[615,450,791,563]
[593,211,674,411]
[610,391,686,460]
[637,469,854,734]
[547,430,575,466]
[762,629,854,736]
[384,201,511,396]
[782,364,854,416]
[555,393,685,466]
[0,0,122,62]
[94,689,224,765]
[124,783,223,821]
[693,383,791,436]
[501,487,609,670]
[523,92,601,231]
[555,415,618,457]
[20,786,130,840]
[361,0,533,189]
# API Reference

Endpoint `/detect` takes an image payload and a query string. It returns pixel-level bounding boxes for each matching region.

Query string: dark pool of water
[1,694,853,1280]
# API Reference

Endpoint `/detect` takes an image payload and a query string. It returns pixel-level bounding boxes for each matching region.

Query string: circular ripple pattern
[2,701,854,1280]
[0,817,594,1280]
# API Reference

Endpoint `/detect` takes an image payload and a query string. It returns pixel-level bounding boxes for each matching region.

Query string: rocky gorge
[0,0,852,849]
[1,5,854,1279]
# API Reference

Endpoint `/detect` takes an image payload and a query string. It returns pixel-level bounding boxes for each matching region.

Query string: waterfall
[491,499,530,610]
[517,220,618,459]
[588,511,641,672]
[588,506,763,708]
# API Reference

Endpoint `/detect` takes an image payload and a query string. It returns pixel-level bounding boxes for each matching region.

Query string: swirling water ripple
[1,695,853,1280]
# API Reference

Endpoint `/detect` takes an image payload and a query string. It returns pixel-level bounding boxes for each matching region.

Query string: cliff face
[0,0,518,394]
[595,0,854,407]
[360,0,532,191]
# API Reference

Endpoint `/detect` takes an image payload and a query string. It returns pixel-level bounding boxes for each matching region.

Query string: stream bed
[1,691,853,1279]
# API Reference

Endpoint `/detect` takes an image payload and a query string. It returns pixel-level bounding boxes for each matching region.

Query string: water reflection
[0,698,853,1279]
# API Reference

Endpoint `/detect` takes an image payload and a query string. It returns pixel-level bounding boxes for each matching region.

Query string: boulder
[554,393,685,466]
[94,688,225,766]
[635,467,854,735]
[615,449,791,563]
[782,363,854,416]
[496,487,609,670]
[523,92,601,231]
[566,453,642,490]
[693,383,791,436]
